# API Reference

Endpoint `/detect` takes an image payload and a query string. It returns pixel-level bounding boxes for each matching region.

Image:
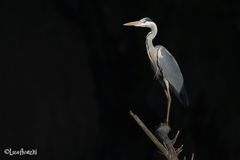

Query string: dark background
[0,0,240,160]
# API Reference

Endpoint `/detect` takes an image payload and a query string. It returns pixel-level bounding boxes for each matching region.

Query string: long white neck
[146,22,158,51]
[145,22,158,64]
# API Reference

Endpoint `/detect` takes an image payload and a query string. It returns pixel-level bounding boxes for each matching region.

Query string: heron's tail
[178,85,190,107]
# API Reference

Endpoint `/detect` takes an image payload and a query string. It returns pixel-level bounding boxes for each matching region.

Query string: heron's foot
[156,123,171,135]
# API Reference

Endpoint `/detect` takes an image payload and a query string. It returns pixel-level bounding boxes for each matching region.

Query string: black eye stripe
[140,17,153,23]
[144,17,152,22]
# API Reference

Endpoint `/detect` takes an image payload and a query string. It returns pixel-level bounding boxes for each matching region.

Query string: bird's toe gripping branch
[129,111,195,160]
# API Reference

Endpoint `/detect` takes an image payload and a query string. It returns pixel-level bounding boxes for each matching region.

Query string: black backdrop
[1,0,240,160]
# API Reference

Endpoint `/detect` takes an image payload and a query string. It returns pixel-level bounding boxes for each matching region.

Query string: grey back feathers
[156,46,189,107]
[156,46,183,94]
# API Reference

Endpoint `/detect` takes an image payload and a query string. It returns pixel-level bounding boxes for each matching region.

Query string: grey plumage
[156,45,189,107]
[124,17,189,123]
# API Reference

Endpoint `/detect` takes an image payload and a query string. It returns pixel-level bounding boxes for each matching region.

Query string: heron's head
[123,17,155,28]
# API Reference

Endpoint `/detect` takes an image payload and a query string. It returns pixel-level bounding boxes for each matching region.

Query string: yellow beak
[123,21,142,26]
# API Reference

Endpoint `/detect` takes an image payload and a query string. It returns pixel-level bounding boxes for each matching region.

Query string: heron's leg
[163,79,171,125]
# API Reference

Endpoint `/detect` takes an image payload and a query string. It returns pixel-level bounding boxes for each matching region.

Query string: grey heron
[124,17,189,124]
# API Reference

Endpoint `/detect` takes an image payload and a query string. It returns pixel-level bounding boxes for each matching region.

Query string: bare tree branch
[172,130,180,145]
[191,153,195,160]
[129,111,195,160]
[129,111,168,157]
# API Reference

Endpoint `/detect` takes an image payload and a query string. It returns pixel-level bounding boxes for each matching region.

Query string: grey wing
[157,46,184,94]
[156,45,189,107]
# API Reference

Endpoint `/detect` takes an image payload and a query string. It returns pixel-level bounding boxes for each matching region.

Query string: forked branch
[129,111,194,160]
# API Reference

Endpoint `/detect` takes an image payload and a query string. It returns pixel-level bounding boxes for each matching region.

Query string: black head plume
[141,17,153,22]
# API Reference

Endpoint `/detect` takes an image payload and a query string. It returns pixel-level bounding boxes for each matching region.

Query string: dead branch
[129,111,168,157]
[129,111,194,160]
[191,153,195,160]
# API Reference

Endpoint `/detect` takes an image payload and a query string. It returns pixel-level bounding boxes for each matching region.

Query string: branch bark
[129,111,168,157]
[129,111,194,160]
